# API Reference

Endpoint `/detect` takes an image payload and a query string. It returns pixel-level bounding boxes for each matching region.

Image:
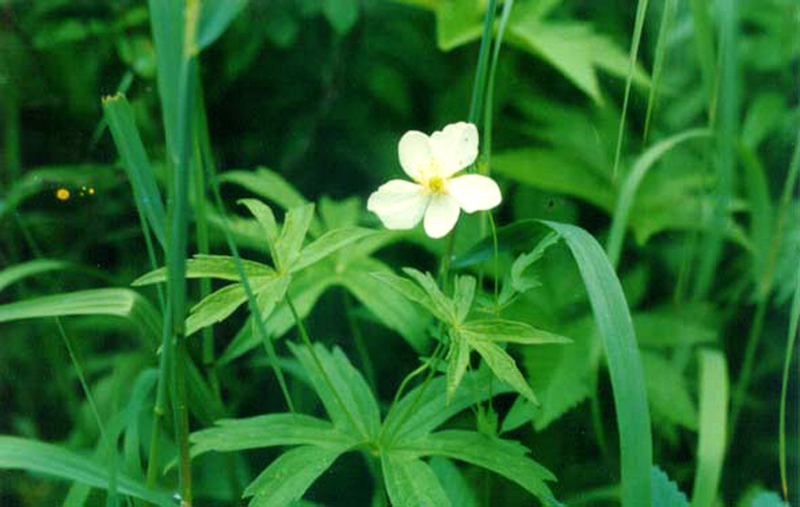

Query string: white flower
[367,122,502,238]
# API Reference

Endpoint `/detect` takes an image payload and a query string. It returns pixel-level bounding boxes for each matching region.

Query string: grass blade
[102,94,167,248]
[606,129,709,267]
[691,349,729,507]
[0,259,72,292]
[693,2,739,298]
[779,261,800,500]
[0,288,161,348]
[611,0,649,180]
[543,220,652,507]
[643,0,677,142]
[0,436,175,506]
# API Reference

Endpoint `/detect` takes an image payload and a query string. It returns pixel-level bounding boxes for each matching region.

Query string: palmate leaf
[133,200,373,339]
[194,343,557,506]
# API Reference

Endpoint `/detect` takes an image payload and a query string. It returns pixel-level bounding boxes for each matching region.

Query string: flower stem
[286,293,364,438]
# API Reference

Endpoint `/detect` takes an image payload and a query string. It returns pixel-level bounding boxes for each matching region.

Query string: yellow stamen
[56,188,70,201]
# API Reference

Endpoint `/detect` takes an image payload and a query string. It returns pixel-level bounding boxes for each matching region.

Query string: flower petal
[398,130,432,181]
[367,180,429,230]
[448,174,502,213]
[424,194,460,239]
[430,122,479,176]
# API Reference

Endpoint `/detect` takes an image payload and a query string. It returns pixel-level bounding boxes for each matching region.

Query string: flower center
[427,175,446,194]
[418,159,448,195]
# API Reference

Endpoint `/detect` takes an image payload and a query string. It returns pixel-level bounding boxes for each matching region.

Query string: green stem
[727,299,767,444]
[286,293,363,437]
[343,289,377,393]
[383,342,445,440]
[468,0,498,125]
[56,319,105,439]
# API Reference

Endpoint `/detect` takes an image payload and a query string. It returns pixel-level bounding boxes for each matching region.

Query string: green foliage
[192,342,557,505]
[2,0,795,504]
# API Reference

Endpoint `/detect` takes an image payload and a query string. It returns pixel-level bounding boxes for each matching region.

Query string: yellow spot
[427,175,446,194]
[56,188,71,201]
[88,187,95,195]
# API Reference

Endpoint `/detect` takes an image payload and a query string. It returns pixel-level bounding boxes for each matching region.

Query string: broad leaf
[197,0,249,49]
[402,268,456,323]
[452,276,477,324]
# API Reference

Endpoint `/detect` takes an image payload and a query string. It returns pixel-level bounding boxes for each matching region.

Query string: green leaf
[197,0,249,49]
[445,331,471,401]
[322,0,359,34]
[132,254,275,286]
[406,430,557,504]
[278,204,316,270]
[511,232,561,293]
[219,168,315,227]
[606,129,710,267]
[433,0,484,51]
[428,457,479,507]
[289,342,380,439]
[0,436,174,506]
[245,445,346,506]
[641,352,697,430]
[191,414,355,457]
[461,319,572,345]
[452,276,477,324]
[384,370,513,443]
[340,259,429,352]
[508,19,649,104]
[370,271,445,321]
[691,349,729,507]
[218,268,336,365]
[492,149,614,211]
[293,227,376,273]
[238,198,280,255]
[652,466,689,507]
[102,93,167,248]
[505,328,593,433]
[632,306,718,348]
[403,268,456,323]
[0,288,161,348]
[0,259,73,293]
[382,454,451,507]
[185,277,276,337]
[470,340,537,404]
[542,220,652,507]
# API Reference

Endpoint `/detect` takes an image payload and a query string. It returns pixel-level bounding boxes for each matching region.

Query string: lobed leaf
[278,204,316,269]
